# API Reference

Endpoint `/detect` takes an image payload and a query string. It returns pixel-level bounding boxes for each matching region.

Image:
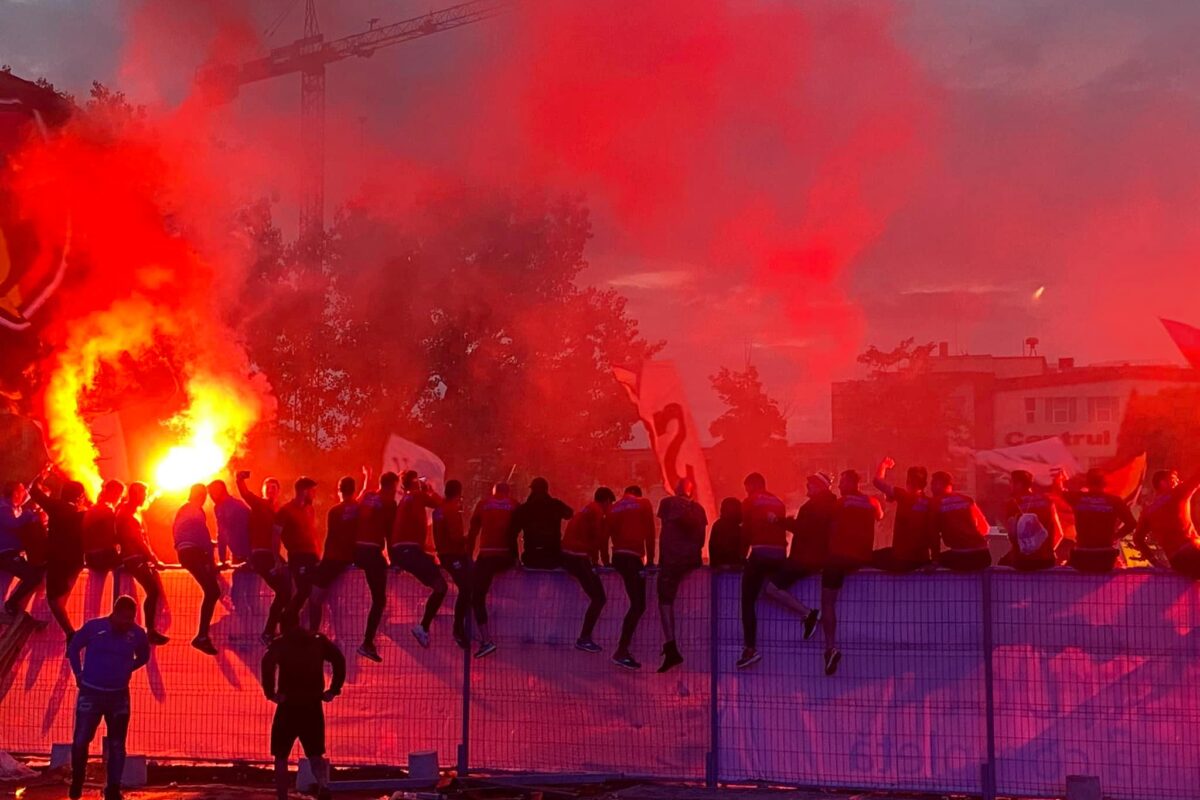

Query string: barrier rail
[2,565,1197,798]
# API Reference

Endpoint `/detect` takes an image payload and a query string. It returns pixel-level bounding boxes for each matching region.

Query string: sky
[1,0,1197,441]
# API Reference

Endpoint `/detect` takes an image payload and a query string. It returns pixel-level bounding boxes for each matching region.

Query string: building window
[1044,397,1077,424]
[1088,396,1119,423]
[1024,397,1037,423]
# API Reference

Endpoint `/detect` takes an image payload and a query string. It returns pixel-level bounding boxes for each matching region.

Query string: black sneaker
[735,648,761,670]
[575,639,602,654]
[316,786,332,800]
[357,643,382,663]
[824,648,842,676]
[191,635,218,656]
[148,630,169,646]
[657,642,684,673]
[103,785,123,800]
[803,609,820,641]
[612,653,641,671]
[474,641,498,659]
[68,779,83,799]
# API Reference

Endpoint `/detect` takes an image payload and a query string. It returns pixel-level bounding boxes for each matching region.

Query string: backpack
[1015,512,1048,556]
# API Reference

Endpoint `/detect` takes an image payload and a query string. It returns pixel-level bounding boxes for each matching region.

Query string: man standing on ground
[353,471,398,662]
[390,471,446,648]
[261,619,345,800]
[67,595,149,800]
[237,471,291,645]
[172,484,221,655]
[656,477,707,673]
[30,474,88,642]
[114,483,168,645]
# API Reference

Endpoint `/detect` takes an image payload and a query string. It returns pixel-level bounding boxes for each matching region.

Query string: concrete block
[1066,774,1102,800]
[408,750,438,782]
[120,755,147,787]
[297,758,316,792]
[49,743,71,770]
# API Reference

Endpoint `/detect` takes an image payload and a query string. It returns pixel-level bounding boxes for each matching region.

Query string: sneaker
[803,609,820,641]
[68,779,83,799]
[260,631,275,646]
[657,642,684,673]
[316,787,332,800]
[148,630,169,646]
[575,639,602,653]
[357,643,382,663]
[474,641,498,659]
[411,625,430,648]
[612,653,641,671]
[736,648,761,670]
[191,635,218,656]
[103,786,123,800]
[453,632,469,650]
[824,648,842,676]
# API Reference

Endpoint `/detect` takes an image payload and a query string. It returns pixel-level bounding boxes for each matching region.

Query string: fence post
[981,569,997,800]
[458,615,472,777]
[706,568,720,788]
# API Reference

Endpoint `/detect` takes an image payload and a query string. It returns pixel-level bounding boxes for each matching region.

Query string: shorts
[938,548,991,572]
[289,553,320,586]
[1170,544,1200,580]
[46,561,83,599]
[389,545,444,589]
[270,701,325,758]
[1069,547,1118,574]
[85,548,121,573]
[312,558,351,590]
[656,563,696,604]
[768,564,811,591]
[822,562,862,591]
[354,545,388,572]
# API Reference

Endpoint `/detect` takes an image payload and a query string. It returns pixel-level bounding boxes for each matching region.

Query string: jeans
[72,687,131,791]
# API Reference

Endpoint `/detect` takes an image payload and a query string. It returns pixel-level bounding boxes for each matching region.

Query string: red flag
[1160,318,1200,369]
[1100,452,1147,506]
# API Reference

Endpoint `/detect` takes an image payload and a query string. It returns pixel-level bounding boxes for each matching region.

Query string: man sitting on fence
[928,472,992,571]
[560,487,614,653]
[737,472,796,670]
[1135,468,1200,578]
[261,617,345,800]
[67,595,149,800]
[1066,468,1137,573]
[821,470,883,677]
[871,457,936,572]
[1003,470,1063,570]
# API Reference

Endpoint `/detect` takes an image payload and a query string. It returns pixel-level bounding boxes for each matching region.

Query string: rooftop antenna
[1025,336,1040,357]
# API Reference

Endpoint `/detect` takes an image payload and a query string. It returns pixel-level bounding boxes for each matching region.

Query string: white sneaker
[411,624,430,648]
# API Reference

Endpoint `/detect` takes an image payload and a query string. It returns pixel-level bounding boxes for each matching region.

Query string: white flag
[381,435,446,495]
[613,361,717,526]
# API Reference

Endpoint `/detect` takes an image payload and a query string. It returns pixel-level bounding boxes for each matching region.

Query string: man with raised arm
[237,470,291,644]
[390,470,446,648]
[871,457,936,571]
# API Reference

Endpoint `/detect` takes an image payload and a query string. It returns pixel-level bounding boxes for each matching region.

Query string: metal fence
[3,565,1199,799]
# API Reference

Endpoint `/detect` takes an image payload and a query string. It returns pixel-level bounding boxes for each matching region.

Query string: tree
[239,188,662,498]
[856,337,937,376]
[707,364,791,497]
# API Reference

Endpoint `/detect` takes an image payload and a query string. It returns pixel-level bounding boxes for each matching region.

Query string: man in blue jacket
[67,595,149,800]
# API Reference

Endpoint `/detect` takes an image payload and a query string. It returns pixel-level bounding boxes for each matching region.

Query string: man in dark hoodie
[511,477,573,570]
[30,473,88,642]
[656,477,707,672]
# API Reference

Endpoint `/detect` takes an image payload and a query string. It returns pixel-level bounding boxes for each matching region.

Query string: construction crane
[201,0,506,245]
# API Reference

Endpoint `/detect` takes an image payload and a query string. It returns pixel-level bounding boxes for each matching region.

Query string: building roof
[994,364,1200,391]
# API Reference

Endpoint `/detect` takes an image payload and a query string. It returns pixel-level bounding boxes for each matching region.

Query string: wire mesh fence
[2,564,1200,799]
